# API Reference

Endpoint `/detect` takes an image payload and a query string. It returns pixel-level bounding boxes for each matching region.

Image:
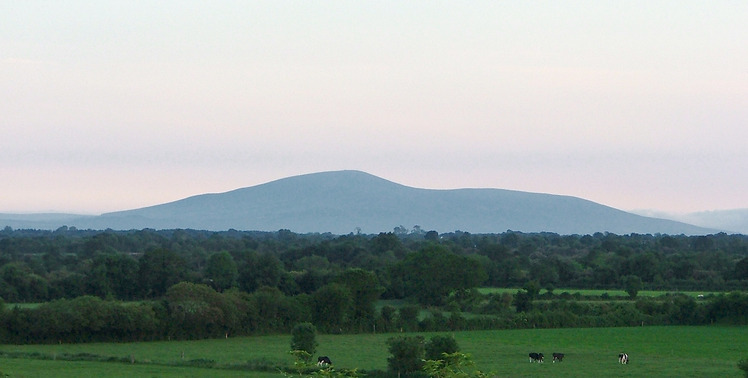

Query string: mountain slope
[52,170,715,235]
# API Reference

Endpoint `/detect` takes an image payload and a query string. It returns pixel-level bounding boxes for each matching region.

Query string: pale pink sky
[2,1,746,214]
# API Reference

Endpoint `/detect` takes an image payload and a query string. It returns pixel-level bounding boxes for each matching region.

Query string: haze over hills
[632,209,748,235]
[0,170,728,235]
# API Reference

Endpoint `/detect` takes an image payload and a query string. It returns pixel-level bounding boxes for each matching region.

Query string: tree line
[1,227,747,304]
[1,226,748,344]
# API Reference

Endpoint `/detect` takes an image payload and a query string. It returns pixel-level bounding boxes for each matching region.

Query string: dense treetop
[1,226,747,304]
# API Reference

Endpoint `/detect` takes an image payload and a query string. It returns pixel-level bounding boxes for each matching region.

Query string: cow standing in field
[552,353,564,363]
[619,353,629,364]
[317,356,332,366]
[529,352,544,363]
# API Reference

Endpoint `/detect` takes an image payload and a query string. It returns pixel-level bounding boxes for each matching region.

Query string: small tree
[291,322,318,360]
[386,335,425,376]
[623,275,643,299]
[425,335,460,361]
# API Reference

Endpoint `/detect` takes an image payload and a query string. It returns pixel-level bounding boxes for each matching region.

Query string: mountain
[1,170,722,235]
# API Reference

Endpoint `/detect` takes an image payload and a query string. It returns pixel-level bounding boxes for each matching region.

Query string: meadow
[1,325,747,377]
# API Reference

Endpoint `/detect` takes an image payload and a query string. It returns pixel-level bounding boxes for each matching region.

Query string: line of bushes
[2,285,747,345]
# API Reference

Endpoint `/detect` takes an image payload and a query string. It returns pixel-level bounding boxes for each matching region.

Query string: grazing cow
[529,352,544,363]
[552,353,564,363]
[618,353,629,364]
[317,356,332,366]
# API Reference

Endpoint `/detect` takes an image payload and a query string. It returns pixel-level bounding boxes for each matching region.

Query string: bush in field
[425,335,460,361]
[291,322,317,359]
[386,335,425,376]
[624,275,642,299]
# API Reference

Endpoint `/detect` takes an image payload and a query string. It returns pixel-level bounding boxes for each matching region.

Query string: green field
[2,326,747,377]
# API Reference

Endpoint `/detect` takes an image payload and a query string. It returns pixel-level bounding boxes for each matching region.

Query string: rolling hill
[1,170,721,235]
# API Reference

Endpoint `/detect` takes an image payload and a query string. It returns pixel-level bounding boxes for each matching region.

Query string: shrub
[624,275,643,299]
[425,335,460,361]
[386,336,425,375]
[290,322,317,359]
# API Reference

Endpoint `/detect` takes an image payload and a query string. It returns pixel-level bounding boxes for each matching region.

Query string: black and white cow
[529,352,544,363]
[552,353,564,363]
[618,353,629,364]
[317,356,332,366]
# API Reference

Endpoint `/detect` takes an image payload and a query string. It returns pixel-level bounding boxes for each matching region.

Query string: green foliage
[2,228,748,346]
[238,252,284,293]
[205,251,238,292]
[0,296,158,343]
[425,335,460,361]
[397,305,420,332]
[386,335,425,375]
[311,283,353,333]
[423,352,492,378]
[707,292,748,324]
[735,257,748,280]
[138,248,186,298]
[85,254,139,300]
[291,323,318,358]
[334,268,383,331]
[165,282,239,339]
[285,350,316,376]
[512,290,532,313]
[393,245,487,306]
[624,275,643,298]
[738,358,748,377]
[282,350,361,378]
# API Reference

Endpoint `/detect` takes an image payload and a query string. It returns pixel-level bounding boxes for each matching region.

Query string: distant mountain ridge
[0,170,725,235]
[632,209,748,235]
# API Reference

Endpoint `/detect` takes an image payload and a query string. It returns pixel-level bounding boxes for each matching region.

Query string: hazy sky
[2,1,746,214]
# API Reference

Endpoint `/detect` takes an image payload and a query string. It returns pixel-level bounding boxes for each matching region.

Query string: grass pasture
[1,326,747,377]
